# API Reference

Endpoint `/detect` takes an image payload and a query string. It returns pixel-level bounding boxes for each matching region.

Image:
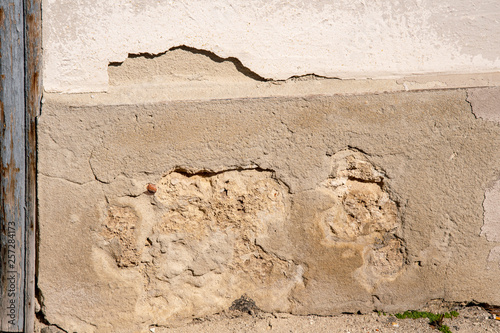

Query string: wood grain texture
[1,0,40,331]
[0,1,27,331]
[24,0,42,332]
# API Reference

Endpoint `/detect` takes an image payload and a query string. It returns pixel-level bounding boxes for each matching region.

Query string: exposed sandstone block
[95,169,302,326]
[318,151,404,291]
[102,206,141,267]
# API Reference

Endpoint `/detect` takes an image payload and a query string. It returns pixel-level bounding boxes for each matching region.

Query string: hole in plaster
[318,149,405,289]
[108,45,269,85]
[107,45,341,88]
[94,168,301,322]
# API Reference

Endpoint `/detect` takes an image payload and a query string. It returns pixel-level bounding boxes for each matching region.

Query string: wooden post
[0,0,27,331]
[24,0,41,332]
[0,0,40,332]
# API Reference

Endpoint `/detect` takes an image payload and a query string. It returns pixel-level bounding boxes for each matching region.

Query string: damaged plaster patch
[467,87,500,124]
[45,0,500,93]
[487,246,500,269]
[481,179,500,242]
[96,169,302,325]
[318,150,404,290]
[108,46,268,86]
[101,205,141,267]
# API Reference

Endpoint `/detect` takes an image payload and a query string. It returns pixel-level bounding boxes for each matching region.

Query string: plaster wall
[38,51,500,332]
[37,1,500,332]
[43,0,500,92]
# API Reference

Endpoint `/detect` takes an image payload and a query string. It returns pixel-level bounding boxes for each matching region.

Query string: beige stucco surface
[38,3,500,330]
[467,87,500,124]
[38,75,500,331]
[43,0,500,92]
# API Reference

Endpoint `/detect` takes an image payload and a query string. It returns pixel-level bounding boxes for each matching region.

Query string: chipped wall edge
[44,71,500,106]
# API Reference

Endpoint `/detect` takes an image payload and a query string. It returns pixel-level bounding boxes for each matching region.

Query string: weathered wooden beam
[0,0,40,331]
[23,0,41,332]
[0,0,27,331]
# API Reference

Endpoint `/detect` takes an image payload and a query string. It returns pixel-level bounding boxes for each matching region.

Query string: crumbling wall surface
[38,85,500,332]
[467,86,500,277]
[43,0,500,93]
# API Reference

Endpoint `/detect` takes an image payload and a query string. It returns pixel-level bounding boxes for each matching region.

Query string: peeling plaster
[43,0,500,93]
[38,88,500,331]
[487,246,500,269]
[467,87,500,124]
[481,179,500,242]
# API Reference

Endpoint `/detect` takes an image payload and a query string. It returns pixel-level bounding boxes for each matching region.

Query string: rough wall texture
[467,86,500,269]
[38,51,500,331]
[43,0,500,92]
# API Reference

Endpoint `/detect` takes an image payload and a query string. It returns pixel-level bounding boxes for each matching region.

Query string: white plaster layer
[43,0,500,93]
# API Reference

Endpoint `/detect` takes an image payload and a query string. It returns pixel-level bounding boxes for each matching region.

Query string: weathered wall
[43,0,500,92]
[38,50,500,332]
[38,1,500,332]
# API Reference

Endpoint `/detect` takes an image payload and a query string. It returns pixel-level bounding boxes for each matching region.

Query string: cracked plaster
[43,0,500,92]
[38,85,500,332]
[467,87,500,124]
[36,15,500,329]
